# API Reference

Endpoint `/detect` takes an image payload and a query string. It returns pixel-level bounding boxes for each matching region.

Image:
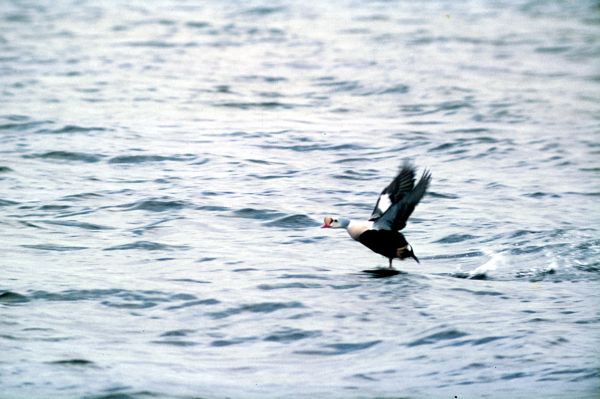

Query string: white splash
[468,250,505,279]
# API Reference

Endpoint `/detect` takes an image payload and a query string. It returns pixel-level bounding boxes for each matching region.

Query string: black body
[358,229,408,260]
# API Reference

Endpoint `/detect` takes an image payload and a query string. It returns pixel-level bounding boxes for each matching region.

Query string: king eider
[322,162,431,268]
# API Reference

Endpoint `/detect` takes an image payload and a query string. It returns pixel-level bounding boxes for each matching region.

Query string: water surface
[1,1,599,398]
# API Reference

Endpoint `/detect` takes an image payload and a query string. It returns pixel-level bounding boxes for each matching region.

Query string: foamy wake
[454,249,560,280]
[466,250,504,279]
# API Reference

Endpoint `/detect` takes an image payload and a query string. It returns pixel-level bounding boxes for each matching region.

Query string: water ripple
[36,125,108,134]
[103,241,187,251]
[21,244,87,251]
[0,291,29,304]
[296,340,381,356]
[108,154,196,164]
[264,328,321,343]
[406,329,470,347]
[1,1,598,398]
[23,151,103,163]
[40,220,113,230]
[209,302,305,319]
[48,359,96,367]
[263,214,316,229]
[117,199,189,212]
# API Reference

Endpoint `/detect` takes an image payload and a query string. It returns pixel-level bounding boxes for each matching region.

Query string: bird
[322,162,431,269]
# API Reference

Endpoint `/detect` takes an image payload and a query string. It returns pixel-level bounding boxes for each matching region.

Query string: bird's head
[321,216,349,229]
[399,244,420,263]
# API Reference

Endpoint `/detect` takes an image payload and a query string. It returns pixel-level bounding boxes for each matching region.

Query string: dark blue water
[1,1,599,398]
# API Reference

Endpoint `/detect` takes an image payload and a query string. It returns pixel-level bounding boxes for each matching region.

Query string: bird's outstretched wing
[370,164,431,231]
[369,162,416,221]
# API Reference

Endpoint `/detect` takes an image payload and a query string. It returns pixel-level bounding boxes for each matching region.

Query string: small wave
[29,289,193,308]
[428,137,502,154]
[430,250,484,260]
[31,289,122,302]
[535,45,571,54]
[125,40,179,48]
[278,273,329,280]
[258,142,368,152]
[101,300,157,309]
[0,291,29,303]
[21,244,87,251]
[168,278,211,284]
[501,371,531,381]
[0,198,19,207]
[209,301,304,319]
[283,236,326,244]
[119,199,189,212]
[197,205,229,212]
[60,192,104,201]
[19,221,44,229]
[468,336,506,346]
[49,359,95,366]
[402,100,473,117]
[41,220,113,230]
[333,157,369,164]
[241,6,286,16]
[406,329,469,347]
[334,169,379,181]
[38,204,71,211]
[103,241,186,251]
[434,233,477,243]
[450,288,505,297]
[0,166,13,173]
[445,335,507,347]
[165,298,220,310]
[296,340,381,356]
[23,151,103,163]
[515,262,558,281]
[257,282,322,290]
[108,154,195,164]
[448,128,491,134]
[264,328,321,343]
[211,337,257,347]
[523,191,561,199]
[186,21,210,29]
[160,329,195,337]
[248,170,299,180]
[574,260,600,274]
[360,83,410,96]
[263,214,316,229]
[427,191,459,199]
[217,101,295,110]
[37,125,108,134]
[232,207,285,220]
[152,340,198,347]
[510,245,545,255]
[540,367,600,382]
[196,257,217,263]
[84,392,145,399]
[0,117,50,132]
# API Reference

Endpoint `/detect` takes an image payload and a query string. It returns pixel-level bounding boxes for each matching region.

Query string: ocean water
[1,1,599,398]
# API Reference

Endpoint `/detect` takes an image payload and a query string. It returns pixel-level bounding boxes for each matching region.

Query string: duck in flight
[322,162,431,268]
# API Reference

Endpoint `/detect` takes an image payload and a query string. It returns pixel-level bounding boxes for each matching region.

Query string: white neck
[346,220,373,241]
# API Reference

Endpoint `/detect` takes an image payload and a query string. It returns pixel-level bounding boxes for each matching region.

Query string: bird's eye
[333,219,338,223]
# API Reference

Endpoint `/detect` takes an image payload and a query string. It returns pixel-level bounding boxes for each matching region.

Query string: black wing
[369,162,416,221]
[372,168,431,231]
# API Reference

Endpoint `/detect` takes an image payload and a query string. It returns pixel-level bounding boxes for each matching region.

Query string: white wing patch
[375,194,392,217]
